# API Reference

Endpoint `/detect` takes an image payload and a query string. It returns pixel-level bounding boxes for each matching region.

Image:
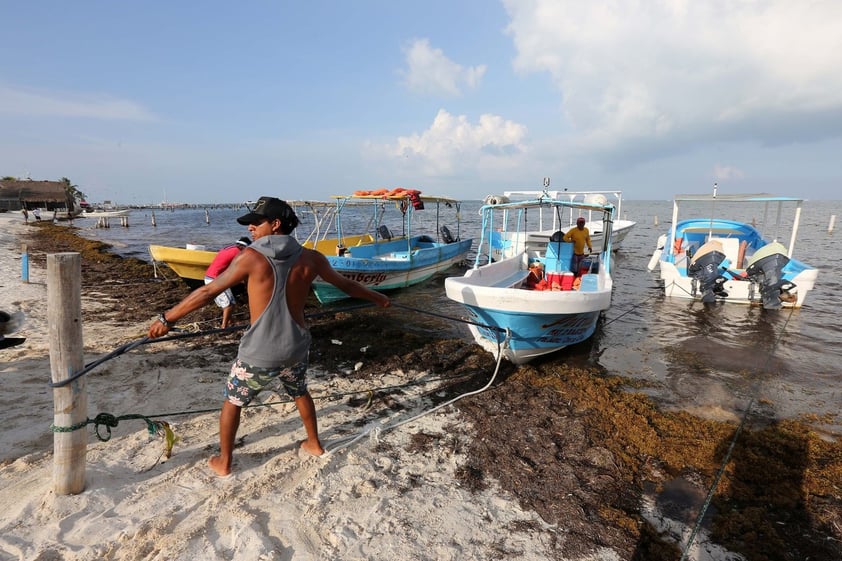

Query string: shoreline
[1,213,839,560]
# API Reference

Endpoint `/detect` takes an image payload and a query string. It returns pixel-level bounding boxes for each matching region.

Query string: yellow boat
[148,244,218,283]
[149,233,376,284]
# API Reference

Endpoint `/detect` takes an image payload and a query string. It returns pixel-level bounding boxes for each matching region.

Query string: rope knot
[93,412,120,441]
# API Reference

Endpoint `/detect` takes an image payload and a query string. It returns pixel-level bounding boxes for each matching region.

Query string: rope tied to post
[52,412,157,441]
[51,412,181,465]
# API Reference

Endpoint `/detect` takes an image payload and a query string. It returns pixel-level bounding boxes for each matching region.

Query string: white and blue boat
[445,190,615,364]
[647,190,819,309]
[312,190,473,304]
[499,188,636,251]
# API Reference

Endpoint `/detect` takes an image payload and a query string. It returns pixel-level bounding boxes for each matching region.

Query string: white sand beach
[0,212,622,561]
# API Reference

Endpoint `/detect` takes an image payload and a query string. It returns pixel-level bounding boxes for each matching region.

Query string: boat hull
[313,237,472,304]
[80,209,131,218]
[459,304,604,364]
[149,244,218,282]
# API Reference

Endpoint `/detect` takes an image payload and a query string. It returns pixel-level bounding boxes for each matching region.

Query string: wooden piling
[48,252,87,495]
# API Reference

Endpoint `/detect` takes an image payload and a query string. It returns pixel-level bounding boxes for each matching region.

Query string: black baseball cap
[237,197,298,231]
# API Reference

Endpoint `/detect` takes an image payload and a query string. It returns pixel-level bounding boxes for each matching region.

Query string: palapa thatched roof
[0,179,69,203]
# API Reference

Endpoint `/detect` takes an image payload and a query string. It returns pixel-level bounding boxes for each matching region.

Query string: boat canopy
[669,192,805,260]
[672,193,804,203]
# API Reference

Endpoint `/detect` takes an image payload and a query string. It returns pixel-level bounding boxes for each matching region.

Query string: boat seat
[708,237,741,268]
[501,270,530,288]
[379,225,393,241]
[543,240,574,273]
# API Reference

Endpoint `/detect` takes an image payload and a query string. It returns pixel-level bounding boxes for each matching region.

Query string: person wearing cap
[148,196,390,477]
[563,216,592,275]
[204,236,252,328]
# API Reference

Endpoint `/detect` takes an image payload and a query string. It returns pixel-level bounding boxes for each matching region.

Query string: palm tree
[60,177,86,209]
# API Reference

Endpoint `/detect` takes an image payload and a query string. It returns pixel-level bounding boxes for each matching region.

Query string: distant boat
[445,191,615,364]
[647,190,819,309]
[80,208,131,218]
[493,188,636,255]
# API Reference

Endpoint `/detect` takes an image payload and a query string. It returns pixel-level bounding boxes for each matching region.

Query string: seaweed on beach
[456,365,842,560]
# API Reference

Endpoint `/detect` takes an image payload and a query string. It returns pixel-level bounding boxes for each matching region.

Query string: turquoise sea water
[75,199,842,436]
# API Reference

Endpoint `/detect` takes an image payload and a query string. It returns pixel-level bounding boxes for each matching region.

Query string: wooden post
[48,253,87,495]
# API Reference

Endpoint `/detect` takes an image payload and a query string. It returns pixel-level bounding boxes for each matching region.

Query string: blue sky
[2,0,841,204]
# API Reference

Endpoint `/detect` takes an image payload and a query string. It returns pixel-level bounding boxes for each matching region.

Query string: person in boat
[204,236,252,328]
[526,260,547,290]
[148,196,390,477]
[562,216,592,275]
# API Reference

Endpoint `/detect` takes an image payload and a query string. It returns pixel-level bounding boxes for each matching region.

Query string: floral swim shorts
[224,358,309,406]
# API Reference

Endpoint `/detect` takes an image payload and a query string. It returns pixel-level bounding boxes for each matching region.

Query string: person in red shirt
[205,237,251,327]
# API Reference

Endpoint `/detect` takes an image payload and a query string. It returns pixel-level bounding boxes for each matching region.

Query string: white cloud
[713,164,745,181]
[0,84,157,121]
[400,39,487,97]
[502,0,842,167]
[367,109,528,175]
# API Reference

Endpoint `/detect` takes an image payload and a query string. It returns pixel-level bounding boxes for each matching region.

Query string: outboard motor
[688,247,728,303]
[745,249,794,310]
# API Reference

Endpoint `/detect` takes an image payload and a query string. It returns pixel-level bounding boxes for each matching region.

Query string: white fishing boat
[445,189,615,364]
[81,208,131,218]
[647,189,818,309]
[491,187,635,258]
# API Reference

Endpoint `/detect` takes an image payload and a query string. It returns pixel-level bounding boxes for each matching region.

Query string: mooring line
[678,306,795,561]
[326,329,510,455]
[601,292,661,327]
[391,302,506,332]
[48,300,508,446]
[49,301,406,389]
[48,302,505,388]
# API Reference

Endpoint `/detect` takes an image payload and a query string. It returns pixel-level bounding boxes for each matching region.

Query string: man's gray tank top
[237,235,312,368]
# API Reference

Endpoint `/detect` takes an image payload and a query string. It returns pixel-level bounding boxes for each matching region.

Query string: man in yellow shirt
[563,217,592,274]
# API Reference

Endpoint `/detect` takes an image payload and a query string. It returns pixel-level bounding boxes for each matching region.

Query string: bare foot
[299,439,325,457]
[208,455,232,477]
